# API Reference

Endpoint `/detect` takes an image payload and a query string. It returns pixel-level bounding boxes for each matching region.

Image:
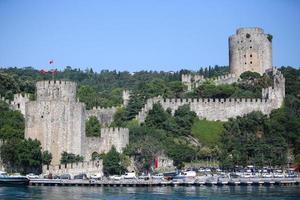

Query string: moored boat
[0,171,29,186]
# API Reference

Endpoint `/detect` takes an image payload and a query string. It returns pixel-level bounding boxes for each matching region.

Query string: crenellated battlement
[101,127,129,134]
[43,160,103,177]
[86,106,118,126]
[36,80,77,87]
[10,93,31,115]
[0,95,10,104]
[36,80,77,102]
[83,127,129,160]
[181,73,238,91]
[137,69,284,122]
[91,106,118,111]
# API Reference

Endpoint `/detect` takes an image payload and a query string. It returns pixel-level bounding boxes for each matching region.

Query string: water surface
[0,185,300,200]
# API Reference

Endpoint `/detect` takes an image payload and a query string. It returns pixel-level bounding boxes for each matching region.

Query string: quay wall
[43,160,103,177]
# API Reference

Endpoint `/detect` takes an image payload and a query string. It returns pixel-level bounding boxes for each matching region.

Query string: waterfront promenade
[29,177,300,187]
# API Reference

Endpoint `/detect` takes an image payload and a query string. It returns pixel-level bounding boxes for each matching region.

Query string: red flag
[49,60,54,64]
[154,158,158,168]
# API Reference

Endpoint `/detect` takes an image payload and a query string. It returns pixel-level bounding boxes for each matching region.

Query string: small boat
[0,171,29,185]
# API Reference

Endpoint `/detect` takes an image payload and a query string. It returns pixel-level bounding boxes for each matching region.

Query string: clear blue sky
[0,0,299,72]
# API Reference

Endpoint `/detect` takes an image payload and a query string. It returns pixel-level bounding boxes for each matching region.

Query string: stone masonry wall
[43,160,103,177]
[25,81,85,165]
[229,27,272,76]
[182,73,238,91]
[10,93,30,115]
[83,128,129,161]
[137,70,284,122]
[85,107,117,126]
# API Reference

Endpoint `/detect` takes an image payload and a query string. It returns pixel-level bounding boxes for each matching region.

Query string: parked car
[74,173,87,180]
[152,173,164,180]
[60,174,71,180]
[26,173,39,179]
[123,172,136,179]
[90,173,102,180]
[109,175,122,180]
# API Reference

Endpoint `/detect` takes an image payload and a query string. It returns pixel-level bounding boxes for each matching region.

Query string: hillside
[0,66,299,172]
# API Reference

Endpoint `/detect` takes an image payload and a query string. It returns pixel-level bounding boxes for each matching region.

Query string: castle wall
[10,93,30,115]
[122,90,130,107]
[137,70,284,123]
[86,107,117,126]
[181,73,238,91]
[43,160,103,177]
[83,128,129,160]
[229,27,272,77]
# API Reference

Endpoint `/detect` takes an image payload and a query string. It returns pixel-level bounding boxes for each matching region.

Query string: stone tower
[229,27,272,76]
[25,80,85,165]
[122,90,130,107]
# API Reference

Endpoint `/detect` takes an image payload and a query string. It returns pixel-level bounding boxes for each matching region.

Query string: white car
[262,173,273,178]
[152,173,164,180]
[273,173,285,178]
[90,173,102,180]
[109,175,123,180]
[123,172,136,179]
[26,173,39,179]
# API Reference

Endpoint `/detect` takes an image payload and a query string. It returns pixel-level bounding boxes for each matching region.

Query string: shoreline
[29,177,300,187]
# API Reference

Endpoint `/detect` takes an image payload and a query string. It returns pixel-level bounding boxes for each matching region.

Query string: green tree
[145,103,169,129]
[86,116,101,137]
[42,150,52,165]
[77,85,98,109]
[103,146,126,175]
[0,138,44,174]
[0,101,24,140]
[174,105,197,136]
[60,152,84,164]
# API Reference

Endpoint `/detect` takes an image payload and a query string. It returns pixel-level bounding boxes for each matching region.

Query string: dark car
[74,173,88,180]
[60,174,71,180]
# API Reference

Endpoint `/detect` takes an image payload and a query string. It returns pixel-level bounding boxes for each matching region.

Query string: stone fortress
[182,27,273,91]
[1,27,285,175]
[5,81,129,167]
[136,27,285,122]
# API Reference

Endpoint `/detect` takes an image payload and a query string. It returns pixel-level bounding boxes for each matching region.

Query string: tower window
[250,46,252,49]
[244,55,246,58]
[250,61,253,64]
[246,33,251,38]
[250,54,252,57]
[245,62,247,64]
[250,40,252,42]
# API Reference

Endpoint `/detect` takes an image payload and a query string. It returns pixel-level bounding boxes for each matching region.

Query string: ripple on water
[0,185,300,200]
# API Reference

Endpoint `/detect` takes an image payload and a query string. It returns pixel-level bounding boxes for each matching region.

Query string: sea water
[0,185,300,200]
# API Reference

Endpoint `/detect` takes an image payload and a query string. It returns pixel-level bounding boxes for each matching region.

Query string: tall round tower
[229,27,272,77]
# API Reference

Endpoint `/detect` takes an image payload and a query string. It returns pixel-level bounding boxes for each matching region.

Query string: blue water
[0,186,300,200]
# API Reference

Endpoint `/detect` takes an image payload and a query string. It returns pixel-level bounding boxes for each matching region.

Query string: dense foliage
[86,116,101,137]
[0,65,299,172]
[0,138,52,174]
[125,103,200,171]
[60,152,84,165]
[186,71,272,99]
[103,146,127,175]
[219,67,300,168]
[0,101,51,174]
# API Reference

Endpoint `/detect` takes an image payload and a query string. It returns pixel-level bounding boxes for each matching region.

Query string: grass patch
[191,119,224,146]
